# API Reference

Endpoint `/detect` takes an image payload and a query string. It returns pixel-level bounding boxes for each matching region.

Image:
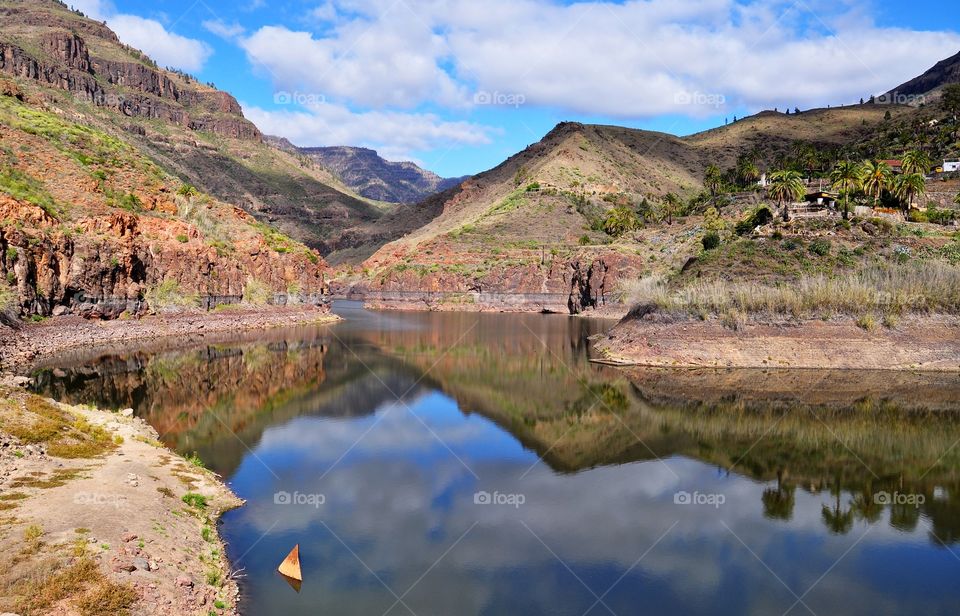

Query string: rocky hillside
[0,76,328,318]
[886,50,960,98]
[348,101,907,313]
[290,144,466,204]
[0,0,400,258]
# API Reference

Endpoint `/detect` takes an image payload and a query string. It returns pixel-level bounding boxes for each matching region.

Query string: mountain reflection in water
[31,301,960,615]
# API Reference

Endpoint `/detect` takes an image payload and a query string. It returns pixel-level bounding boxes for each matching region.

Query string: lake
[32,301,960,615]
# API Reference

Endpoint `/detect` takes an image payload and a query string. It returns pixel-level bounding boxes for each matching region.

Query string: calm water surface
[32,301,960,615]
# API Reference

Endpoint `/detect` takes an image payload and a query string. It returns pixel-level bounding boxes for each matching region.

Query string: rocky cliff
[0,0,396,261]
[295,144,466,204]
[0,3,260,140]
[0,80,328,320]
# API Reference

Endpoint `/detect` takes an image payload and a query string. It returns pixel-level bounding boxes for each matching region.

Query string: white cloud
[239,0,960,118]
[202,19,246,40]
[69,0,109,20]
[240,21,468,109]
[108,15,212,73]
[243,101,493,162]
[68,0,212,73]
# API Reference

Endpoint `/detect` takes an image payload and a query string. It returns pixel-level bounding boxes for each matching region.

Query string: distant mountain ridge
[270,140,467,204]
[886,50,960,99]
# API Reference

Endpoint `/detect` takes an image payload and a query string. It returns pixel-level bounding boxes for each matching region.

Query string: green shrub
[809,238,832,256]
[176,234,188,243]
[0,167,60,217]
[243,278,272,306]
[181,493,207,510]
[603,206,641,237]
[908,209,928,223]
[578,234,591,246]
[734,206,774,236]
[145,279,200,310]
[177,184,199,197]
[926,207,957,226]
[702,232,721,251]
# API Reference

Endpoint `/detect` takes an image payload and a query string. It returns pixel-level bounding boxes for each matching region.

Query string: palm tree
[662,192,682,225]
[768,170,805,221]
[890,502,921,533]
[792,141,816,175]
[860,160,893,207]
[735,155,760,188]
[761,472,796,521]
[822,485,855,535]
[830,160,862,220]
[893,173,926,211]
[901,150,932,176]
[851,487,883,524]
[705,165,724,199]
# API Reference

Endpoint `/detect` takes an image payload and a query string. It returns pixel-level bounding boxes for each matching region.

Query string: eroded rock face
[0,24,260,141]
[0,211,327,319]
[358,251,643,315]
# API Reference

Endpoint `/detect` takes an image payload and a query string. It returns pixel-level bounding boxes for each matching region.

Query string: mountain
[0,0,401,258]
[886,50,960,99]
[0,0,336,318]
[351,102,906,312]
[278,143,467,204]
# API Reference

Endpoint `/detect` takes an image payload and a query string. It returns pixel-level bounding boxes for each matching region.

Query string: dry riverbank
[0,385,242,615]
[0,305,340,373]
[594,310,960,371]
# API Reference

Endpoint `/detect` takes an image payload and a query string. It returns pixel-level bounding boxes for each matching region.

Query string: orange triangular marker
[278,544,302,581]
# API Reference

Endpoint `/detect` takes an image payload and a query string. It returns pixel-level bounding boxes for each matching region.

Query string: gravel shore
[0,305,340,374]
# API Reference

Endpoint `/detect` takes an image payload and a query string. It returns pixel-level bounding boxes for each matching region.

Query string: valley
[0,1,959,615]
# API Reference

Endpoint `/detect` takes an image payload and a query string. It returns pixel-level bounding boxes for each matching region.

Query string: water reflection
[31,302,960,615]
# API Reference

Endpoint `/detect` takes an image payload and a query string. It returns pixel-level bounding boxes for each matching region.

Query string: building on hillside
[944,159,960,173]
[804,191,839,206]
[789,191,840,219]
[881,160,904,174]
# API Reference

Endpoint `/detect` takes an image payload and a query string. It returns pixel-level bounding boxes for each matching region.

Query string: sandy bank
[594,312,960,371]
[0,305,340,373]
[0,385,243,615]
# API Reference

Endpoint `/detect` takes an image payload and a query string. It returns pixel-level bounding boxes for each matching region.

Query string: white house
[944,159,960,173]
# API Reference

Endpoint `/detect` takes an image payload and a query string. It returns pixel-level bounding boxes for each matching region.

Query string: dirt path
[0,385,244,615]
[0,306,340,374]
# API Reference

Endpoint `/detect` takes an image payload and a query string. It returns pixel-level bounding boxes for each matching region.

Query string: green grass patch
[0,166,61,217]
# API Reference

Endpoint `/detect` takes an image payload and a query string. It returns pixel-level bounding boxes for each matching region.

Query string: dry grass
[623,262,960,320]
[11,555,136,615]
[0,391,117,460]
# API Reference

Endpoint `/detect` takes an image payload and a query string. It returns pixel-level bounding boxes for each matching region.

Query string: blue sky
[72,0,960,178]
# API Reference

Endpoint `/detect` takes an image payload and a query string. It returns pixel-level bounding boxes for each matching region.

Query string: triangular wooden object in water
[278,544,302,581]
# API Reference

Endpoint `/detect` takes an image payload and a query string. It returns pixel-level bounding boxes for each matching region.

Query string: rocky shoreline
[0,385,243,615]
[594,310,960,371]
[0,305,340,374]
[0,305,342,614]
